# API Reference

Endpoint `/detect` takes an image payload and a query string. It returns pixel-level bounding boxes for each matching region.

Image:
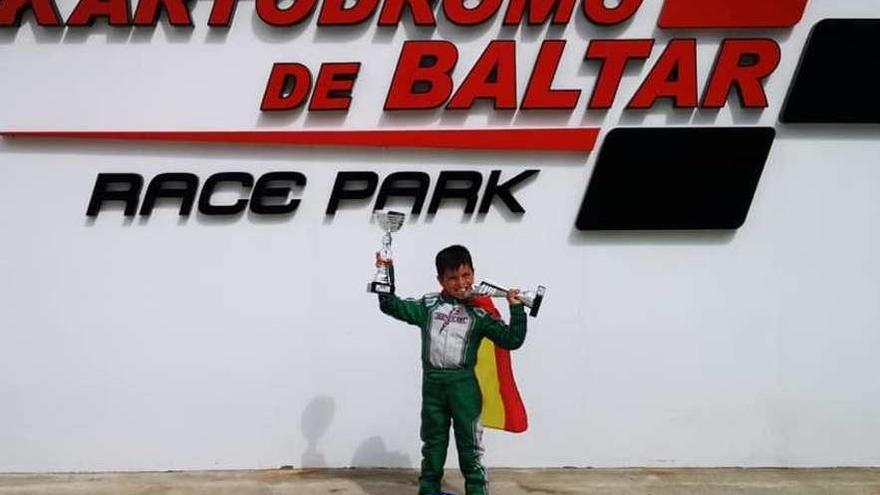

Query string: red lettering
[522,40,579,109]
[585,39,654,109]
[0,0,61,26]
[377,0,435,26]
[503,0,574,25]
[318,0,377,25]
[208,0,237,26]
[255,0,316,26]
[133,0,193,25]
[261,63,313,111]
[582,0,642,25]
[702,39,780,109]
[629,39,698,109]
[309,62,360,110]
[448,40,516,109]
[67,0,130,26]
[443,0,501,25]
[385,41,458,110]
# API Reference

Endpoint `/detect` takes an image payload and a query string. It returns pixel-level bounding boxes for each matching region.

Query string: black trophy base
[529,286,546,317]
[368,281,394,294]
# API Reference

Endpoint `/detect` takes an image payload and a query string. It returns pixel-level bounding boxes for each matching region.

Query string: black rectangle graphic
[575,127,775,231]
[781,19,880,124]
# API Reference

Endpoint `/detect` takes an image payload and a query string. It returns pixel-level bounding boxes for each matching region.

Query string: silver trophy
[472,279,546,317]
[367,210,406,294]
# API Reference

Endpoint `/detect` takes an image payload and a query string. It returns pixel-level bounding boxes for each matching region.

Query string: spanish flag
[471,296,528,433]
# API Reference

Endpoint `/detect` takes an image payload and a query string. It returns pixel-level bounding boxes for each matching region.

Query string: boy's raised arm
[478,303,527,350]
[378,293,428,327]
[375,258,428,327]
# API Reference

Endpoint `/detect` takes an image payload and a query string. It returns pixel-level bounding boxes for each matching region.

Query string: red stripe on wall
[0,129,599,153]
[658,0,808,28]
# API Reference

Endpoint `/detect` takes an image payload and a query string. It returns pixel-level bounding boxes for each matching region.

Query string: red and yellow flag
[471,296,528,433]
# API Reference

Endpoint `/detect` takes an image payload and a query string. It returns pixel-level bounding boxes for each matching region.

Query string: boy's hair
[435,245,473,276]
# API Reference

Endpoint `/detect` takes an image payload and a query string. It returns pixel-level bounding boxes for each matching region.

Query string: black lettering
[140,173,199,216]
[427,171,482,214]
[250,171,306,214]
[374,171,430,215]
[326,171,379,214]
[86,173,143,217]
[198,172,254,215]
[478,169,539,213]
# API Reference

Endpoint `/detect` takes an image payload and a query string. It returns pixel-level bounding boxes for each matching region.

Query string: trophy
[472,279,546,317]
[367,210,406,294]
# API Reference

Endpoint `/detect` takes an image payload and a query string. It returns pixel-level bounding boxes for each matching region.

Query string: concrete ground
[2,468,880,495]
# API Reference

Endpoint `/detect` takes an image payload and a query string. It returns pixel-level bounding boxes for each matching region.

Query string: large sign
[2,0,816,229]
[1,0,795,117]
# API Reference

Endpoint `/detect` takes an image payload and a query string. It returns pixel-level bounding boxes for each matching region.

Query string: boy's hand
[375,252,392,268]
[506,289,523,305]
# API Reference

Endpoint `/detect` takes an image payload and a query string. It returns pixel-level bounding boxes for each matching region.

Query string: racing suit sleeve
[477,303,527,350]
[378,294,428,327]
[375,260,429,327]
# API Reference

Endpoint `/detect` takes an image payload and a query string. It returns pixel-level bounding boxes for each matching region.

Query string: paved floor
[2,468,880,495]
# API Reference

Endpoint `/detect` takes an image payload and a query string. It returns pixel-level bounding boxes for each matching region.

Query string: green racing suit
[379,292,527,495]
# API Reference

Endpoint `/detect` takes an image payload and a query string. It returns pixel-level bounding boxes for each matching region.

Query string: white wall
[1,0,879,472]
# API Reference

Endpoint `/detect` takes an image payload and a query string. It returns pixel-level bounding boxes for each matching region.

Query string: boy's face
[438,264,474,300]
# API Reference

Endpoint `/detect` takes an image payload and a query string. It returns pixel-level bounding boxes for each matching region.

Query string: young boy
[376,244,527,495]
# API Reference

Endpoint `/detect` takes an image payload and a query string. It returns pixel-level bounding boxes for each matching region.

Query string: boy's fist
[375,252,392,268]
[506,289,523,305]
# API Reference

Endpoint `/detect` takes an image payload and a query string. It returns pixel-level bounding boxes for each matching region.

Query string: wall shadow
[301,395,336,468]
[568,227,737,246]
[349,437,414,495]
[352,436,412,467]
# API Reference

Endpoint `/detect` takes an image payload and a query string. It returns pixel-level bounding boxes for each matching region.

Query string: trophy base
[528,286,546,317]
[367,281,394,294]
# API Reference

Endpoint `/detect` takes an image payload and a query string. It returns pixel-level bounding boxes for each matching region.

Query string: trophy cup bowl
[376,210,406,234]
[472,279,546,318]
[367,210,406,294]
